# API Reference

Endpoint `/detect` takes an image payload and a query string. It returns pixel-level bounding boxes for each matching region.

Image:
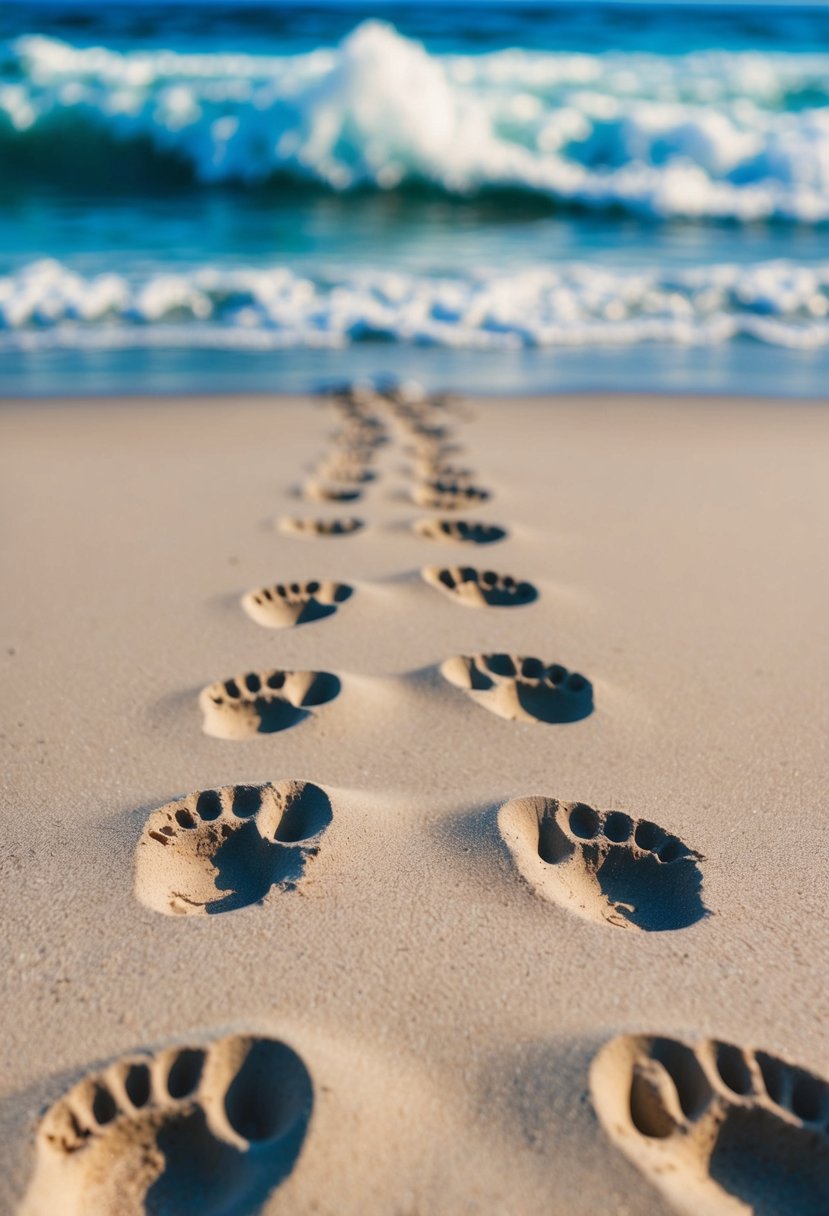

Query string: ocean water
[3,1,829,396]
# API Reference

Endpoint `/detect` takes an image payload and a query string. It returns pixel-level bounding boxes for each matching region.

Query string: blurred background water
[3,1,829,396]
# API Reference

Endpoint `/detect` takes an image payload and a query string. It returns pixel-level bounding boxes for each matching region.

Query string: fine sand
[1,388,828,1216]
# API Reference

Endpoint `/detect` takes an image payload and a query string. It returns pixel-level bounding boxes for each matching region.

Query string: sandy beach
[2,388,828,1215]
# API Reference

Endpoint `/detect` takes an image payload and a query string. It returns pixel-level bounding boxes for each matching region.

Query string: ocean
[3,1,829,396]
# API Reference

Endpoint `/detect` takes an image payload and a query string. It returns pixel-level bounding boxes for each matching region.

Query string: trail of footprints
[25,381,823,1216]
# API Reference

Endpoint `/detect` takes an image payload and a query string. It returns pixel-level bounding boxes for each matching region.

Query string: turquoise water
[3,2,829,395]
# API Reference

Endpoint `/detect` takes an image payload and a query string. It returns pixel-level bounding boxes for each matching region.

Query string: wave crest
[3,23,829,220]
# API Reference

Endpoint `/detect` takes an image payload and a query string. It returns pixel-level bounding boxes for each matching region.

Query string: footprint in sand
[22,1034,312,1216]
[199,669,340,739]
[591,1035,829,1216]
[412,480,490,510]
[414,519,507,546]
[315,456,374,484]
[404,439,463,462]
[279,516,364,538]
[330,420,387,450]
[302,481,362,504]
[242,580,353,629]
[441,654,593,722]
[135,781,331,916]
[498,797,705,931]
[412,461,475,483]
[423,567,537,607]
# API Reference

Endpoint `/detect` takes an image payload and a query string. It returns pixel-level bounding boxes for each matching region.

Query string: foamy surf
[3,257,829,352]
[5,22,829,220]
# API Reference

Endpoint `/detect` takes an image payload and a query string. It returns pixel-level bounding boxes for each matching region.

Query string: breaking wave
[4,22,829,220]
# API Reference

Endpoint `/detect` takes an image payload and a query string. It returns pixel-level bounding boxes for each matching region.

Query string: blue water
[3,1,829,396]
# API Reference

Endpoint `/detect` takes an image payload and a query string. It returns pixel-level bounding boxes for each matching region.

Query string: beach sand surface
[1,391,828,1216]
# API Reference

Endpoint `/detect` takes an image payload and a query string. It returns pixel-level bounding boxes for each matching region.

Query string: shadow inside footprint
[592,846,705,931]
[205,825,306,915]
[146,1041,313,1216]
[207,784,332,914]
[709,1107,829,1216]
[254,673,341,733]
[515,669,593,723]
[252,699,310,734]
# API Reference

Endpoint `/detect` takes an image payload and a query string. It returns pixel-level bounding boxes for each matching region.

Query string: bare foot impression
[278,517,363,538]
[242,581,353,629]
[315,456,374,484]
[423,567,537,608]
[414,519,507,546]
[412,462,475,483]
[441,654,593,723]
[498,797,705,931]
[22,1033,312,1216]
[302,481,362,504]
[135,781,332,916]
[199,669,340,739]
[412,481,490,510]
[591,1034,829,1216]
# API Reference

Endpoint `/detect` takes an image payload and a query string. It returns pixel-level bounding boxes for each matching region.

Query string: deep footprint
[498,797,705,930]
[242,580,353,629]
[441,654,593,722]
[415,519,507,546]
[199,668,340,739]
[423,567,537,608]
[135,781,332,916]
[22,1033,313,1216]
[591,1034,829,1216]
[412,480,490,510]
[278,517,363,538]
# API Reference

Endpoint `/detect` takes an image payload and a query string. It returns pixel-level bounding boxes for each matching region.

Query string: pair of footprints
[278,516,507,543]
[242,566,532,629]
[136,783,700,932]
[26,1029,829,1216]
[199,652,594,740]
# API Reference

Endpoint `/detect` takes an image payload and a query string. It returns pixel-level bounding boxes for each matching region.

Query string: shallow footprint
[423,567,537,608]
[591,1034,829,1216]
[135,781,332,916]
[412,462,475,483]
[498,797,705,930]
[302,480,362,504]
[412,480,490,510]
[199,669,340,739]
[414,519,507,546]
[278,516,364,538]
[242,580,353,629]
[441,653,593,722]
[315,456,374,484]
[22,1033,313,1216]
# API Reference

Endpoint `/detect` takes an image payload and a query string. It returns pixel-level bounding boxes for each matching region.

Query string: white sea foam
[5,23,829,220]
[3,257,829,352]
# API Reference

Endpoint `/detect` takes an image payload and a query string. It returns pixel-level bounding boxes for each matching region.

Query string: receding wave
[3,257,829,352]
[4,23,829,220]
